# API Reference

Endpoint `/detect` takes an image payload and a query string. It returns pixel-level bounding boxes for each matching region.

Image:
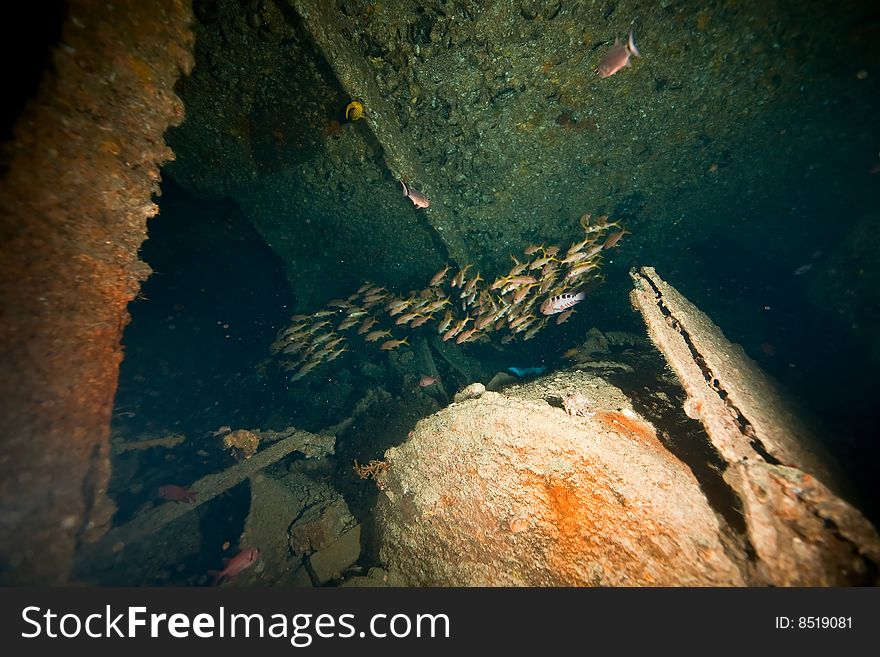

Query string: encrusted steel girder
[630,266,880,585]
[0,0,193,584]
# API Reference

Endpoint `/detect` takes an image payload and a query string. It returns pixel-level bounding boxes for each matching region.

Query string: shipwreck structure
[1,0,877,586]
[0,0,194,584]
[374,269,880,586]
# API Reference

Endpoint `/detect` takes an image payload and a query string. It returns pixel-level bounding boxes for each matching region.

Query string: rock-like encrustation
[375,373,746,586]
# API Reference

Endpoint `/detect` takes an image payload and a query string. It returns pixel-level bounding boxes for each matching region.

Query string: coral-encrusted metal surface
[0,0,194,584]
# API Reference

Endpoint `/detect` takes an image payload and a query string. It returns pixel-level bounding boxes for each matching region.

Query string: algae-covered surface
[2,0,879,585]
[168,1,878,295]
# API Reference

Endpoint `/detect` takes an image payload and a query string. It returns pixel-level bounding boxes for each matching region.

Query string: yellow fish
[345,100,364,121]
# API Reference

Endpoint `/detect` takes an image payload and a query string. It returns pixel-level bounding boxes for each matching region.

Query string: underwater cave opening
[109,177,299,526]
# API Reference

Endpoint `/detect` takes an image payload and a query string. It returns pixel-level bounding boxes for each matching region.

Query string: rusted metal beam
[630,266,880,585]
[0,0,194,584]
[78,429,334,569]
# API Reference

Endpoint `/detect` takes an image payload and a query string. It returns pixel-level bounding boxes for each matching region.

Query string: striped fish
[540,291,586,315]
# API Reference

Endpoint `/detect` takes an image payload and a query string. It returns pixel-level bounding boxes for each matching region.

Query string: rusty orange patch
[99,140,121,156]
[545,478,584,539]
[597,410,657,442]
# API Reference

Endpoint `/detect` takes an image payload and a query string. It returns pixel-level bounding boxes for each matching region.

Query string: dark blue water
[103,0,880,585]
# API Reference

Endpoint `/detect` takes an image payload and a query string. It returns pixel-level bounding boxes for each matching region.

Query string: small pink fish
[401,180,430,208]
[418,375,440,388]
[595,31,640,78]
[540,291,587,316]
[207,547,261,585]
[158,484,197,503]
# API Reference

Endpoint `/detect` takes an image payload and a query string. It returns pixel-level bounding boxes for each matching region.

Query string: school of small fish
[276,34,640,382]
[270,213,627,382]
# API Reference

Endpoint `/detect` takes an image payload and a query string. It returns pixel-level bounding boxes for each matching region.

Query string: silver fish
[540,291,586,315]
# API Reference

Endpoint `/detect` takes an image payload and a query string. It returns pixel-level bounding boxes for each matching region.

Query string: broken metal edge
[629,266,756,465]
[630,266,880,585]
[630,266,833,482]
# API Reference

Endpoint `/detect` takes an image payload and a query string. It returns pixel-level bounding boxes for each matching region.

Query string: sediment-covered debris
[236,471,360,587]
[221,429,262,460]
[76,426,335,581]
[288,0,463,261]
[111,431,187,454]
[371,269,880,586]
[563,326,650,363]
[0,0,194,584]
[453,382,487,402]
